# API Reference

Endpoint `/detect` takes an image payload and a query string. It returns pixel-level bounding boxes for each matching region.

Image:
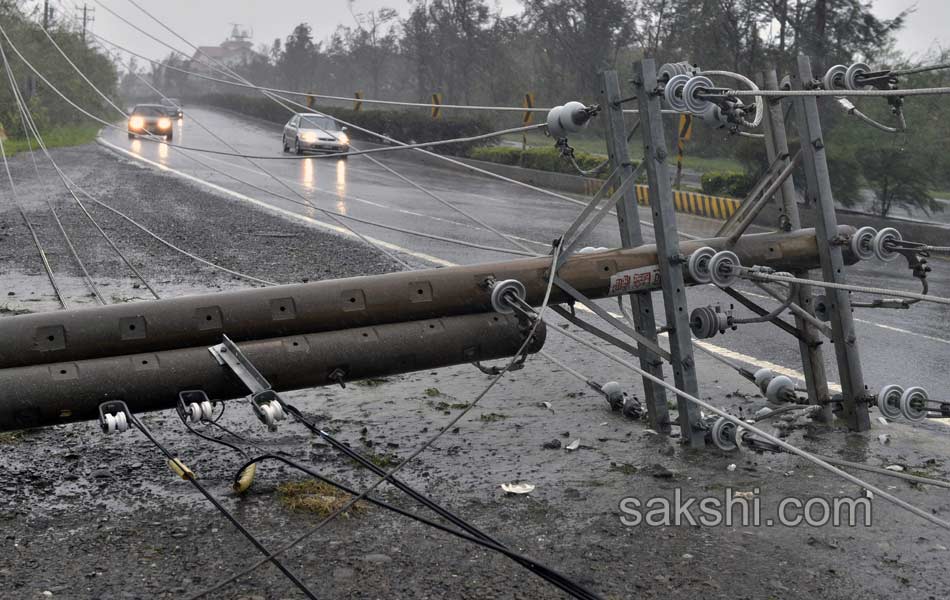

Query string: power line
[1,39,160,300]
[3,49,105,305]
[94,15,535,258]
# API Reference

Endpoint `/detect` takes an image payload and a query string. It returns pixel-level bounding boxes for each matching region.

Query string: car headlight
[337,133,349,144]
[301,131,318,143]
[158,117,172,129]
[129,116,145,129]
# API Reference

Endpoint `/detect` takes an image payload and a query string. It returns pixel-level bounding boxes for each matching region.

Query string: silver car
[282,113,350,156]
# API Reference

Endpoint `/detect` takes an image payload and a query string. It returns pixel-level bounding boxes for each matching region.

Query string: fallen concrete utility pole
[0,227,855,370]
[0,313,543,431]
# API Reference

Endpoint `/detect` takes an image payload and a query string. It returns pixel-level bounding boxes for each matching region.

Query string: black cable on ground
[125,413,319,599]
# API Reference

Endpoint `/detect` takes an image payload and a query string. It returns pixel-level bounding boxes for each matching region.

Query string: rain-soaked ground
[1,142,949,599]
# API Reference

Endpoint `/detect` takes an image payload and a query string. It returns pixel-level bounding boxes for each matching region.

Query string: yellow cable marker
[168,457,195,480]
[233,463,258,493]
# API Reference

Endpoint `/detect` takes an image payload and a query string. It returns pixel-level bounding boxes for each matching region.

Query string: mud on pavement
[1,144,948,599]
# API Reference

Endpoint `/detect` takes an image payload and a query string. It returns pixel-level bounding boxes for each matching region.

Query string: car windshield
[132,106,167,117]
[299,116,337,131]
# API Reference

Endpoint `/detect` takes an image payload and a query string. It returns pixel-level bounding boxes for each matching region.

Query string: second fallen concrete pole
[0,312,544,431]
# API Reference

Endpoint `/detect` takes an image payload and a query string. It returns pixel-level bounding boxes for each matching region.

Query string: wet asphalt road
[99,107,950,404]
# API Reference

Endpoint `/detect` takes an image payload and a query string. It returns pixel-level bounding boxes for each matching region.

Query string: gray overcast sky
[58,0,947,64]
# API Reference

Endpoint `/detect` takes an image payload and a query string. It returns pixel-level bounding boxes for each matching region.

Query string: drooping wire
[184,400,606,599]
[97,18,536,259]
[1,42,159,301]
[0,136,67,309]
[179,406,604,599]
[2,55,105,305]
[116,55,536,258]
[84,25,690,243]
[3,25,413,271]
[186,245,575,600]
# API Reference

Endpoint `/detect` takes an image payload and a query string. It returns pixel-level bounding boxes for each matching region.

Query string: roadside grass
[276,480,368,517]
[0,431,23,444]
[499,131,744,174]
[1,124,100,158]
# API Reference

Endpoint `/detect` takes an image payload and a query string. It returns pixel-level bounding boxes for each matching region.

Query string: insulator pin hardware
[660,69,748,127]
[98,400,132,435]
[176,390,218,424]
[546,102,598,138]
[490,278,527,315]
[689,304,734,339]
[709,250,741,288]
[251,389,287,431]
[753,368,797,404]
[875,385,937,422]
[849,226,904,262]
[708,415,741,451]
[822,62,897,92]
[686,247,741,287]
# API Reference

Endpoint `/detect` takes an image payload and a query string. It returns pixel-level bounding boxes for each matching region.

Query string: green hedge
[468,146,615,177]
[700,170,755,197]
[193,93,492,156]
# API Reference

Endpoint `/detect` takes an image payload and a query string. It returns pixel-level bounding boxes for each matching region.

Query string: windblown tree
[277,23,318,91]
[521,0,641,99]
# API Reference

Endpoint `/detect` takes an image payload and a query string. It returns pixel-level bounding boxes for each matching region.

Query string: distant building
[189,25,259,72]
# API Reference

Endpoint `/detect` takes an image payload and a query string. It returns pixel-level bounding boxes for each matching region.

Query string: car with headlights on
[282,113,349,156]
[128,104,174,140]
[160,97,184,119]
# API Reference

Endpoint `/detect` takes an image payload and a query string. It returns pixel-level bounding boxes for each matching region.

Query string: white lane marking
[573,304,842,391]
[854,319,950,346]
[97,136,456,267]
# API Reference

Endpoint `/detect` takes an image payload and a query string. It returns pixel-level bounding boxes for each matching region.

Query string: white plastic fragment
[565,439,581,451]
[540,401,555,413]
[726,463,736,472]
[885,465,905,472]
[734,490,755,499]
[878,434,891,445]
[877,416,889,426]
[501,482,536,494]
[754,407,773,419]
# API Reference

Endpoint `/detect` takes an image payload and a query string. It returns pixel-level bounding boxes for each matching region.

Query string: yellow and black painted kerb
[580,179,740,221]
[634,185,739,220]
[633,185,739,219]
